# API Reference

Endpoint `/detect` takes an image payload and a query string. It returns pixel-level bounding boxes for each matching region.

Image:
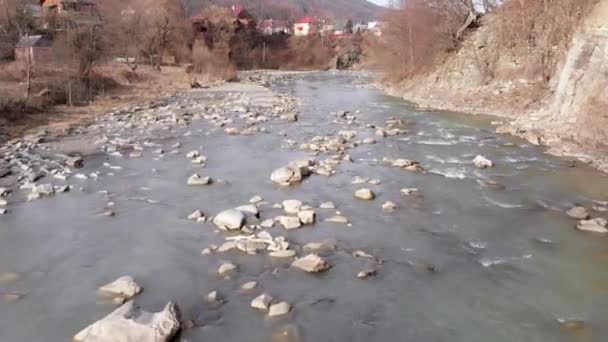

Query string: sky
[368,0,391,7]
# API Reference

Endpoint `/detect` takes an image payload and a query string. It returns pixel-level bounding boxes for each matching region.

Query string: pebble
[187,174,212,186]
[354,188,375,200]
[250,195,264,204]
[303,241,336,252]
[261,219,275,228]
[98,276,142,300]
[201,248,212,255]
[268,302,291,317]
[218,262,238,276]
[473,155,494,168]
[291,254,330,273]
[357,269,378,279]
[206,291,222,302]
[282,200,303,214]
[320,201,336,209]
[382,201,397,212]
[241,281,258,291]
[278,216,302,230]
[576,218,608,233]
[566,206,590,220]
[297,210,316,225]
[251,294,273,310]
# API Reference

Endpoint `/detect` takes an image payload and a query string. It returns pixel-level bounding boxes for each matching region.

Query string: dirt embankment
[382,0,608,172]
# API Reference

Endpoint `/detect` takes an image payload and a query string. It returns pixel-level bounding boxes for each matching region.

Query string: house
[39,0,101,25]
[293,17,318,37]
[259,19,290,35]
[15,35,53,65]
[367,21,385,36]
[231,5,255,29]
[325,19,350,36]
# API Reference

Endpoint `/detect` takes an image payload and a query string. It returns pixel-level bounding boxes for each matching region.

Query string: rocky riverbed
[0,71,607,341]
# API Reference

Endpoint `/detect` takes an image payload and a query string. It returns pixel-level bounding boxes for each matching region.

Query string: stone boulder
[566,206,590,220]
[74,301,180,342]
[98,276,142,300]
[187,174,212,186]
[213,209,246,230]
[271,166,302,186]
[354,188,375,200]
[576,218,608,233]
[291,254,330,273]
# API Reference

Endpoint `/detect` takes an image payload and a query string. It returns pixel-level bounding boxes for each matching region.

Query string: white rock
[282,200,303,214]
[235,204,259,217]
[186,150,200,159]
[0,199,7,206]
[269,250,297,258]
[218,262,238,276]
[260,219,275,228]
[207,291,221,302]
[188,210,204,221]
[320,201,336,209]
[297,210,316,225]
[473,155,494,169]
[251,294,273,310]
[400,188,420,196]
[271,166,302,186]
[249,195,264,204]
[98,276,142,300]
[241,281,258,291]
[382,201,397,212]
[74,301,180,342]
[576,218,608,233]
[291,254,330,273]
[278,216,301,230]
[218,241,237,253]
[213,209,246,230]
[187,174,212,186]
[268,302,291,317]
[566,206,590,220]
[354,188,375,200]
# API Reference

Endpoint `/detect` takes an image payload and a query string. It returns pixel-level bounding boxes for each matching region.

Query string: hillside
[182,0,383,21]
[383,0,608,171]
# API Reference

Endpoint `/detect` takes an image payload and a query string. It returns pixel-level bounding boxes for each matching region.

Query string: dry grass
[190,41,237,82]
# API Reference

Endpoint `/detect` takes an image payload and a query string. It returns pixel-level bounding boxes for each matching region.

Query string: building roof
[297,16,316,24]
[16,35,52,48]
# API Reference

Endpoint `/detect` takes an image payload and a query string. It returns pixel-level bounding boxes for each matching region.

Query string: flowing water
[0,72,607,342]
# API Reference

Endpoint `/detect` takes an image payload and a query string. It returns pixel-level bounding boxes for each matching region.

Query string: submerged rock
[357,269,377,279]
[74,301,180,342]
[241,281,258,291]
[269,250,297,258]
[218,262,238,276]
[98,276,142,300]
[291,254,330,273]
[473,155,494,169]
[382,201,397,212]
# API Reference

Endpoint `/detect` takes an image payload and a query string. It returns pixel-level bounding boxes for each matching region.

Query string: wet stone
[473,155,494,169]
[283,200,303,214]
[566,206,590,220]
[251,294,273,311]
[291,254,330,273]
[297,210,316,225]
[187,174,212,186]
[576,218,608,233]
[218,262,238,276]
[278,216,302,230]
[269,250,297,258]
[98,276,142,300]
[213,209,246,231]
[241,281,258,291]
[74,301,180,342]
[354,188,375,200]
[268,302,291,317]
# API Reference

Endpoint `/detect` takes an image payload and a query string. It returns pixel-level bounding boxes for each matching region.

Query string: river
[0,72,607,341]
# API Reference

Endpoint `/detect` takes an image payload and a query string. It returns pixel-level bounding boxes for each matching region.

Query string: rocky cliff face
[387,0,608,171]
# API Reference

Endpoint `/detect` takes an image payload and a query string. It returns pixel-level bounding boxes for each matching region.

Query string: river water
[0,72,607,342]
